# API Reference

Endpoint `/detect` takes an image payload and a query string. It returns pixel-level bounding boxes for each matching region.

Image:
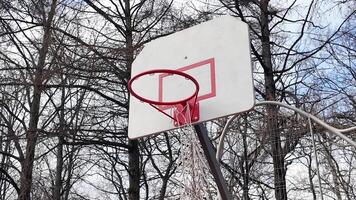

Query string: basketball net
[173,104,213,199]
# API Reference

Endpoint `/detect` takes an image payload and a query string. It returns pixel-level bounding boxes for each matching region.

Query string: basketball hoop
[128,69,200,126]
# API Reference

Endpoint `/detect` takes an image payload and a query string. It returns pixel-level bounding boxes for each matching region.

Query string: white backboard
[128,16,255,139]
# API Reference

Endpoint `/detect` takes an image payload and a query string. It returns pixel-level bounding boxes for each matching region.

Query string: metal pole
[255,101,356,148]
[193,123,232,200]
[309,117,324,200]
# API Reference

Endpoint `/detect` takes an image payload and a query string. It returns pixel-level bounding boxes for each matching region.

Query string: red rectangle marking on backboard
[158,58,216,110]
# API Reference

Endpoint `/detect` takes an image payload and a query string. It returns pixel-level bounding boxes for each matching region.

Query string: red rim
[128,69,199,106]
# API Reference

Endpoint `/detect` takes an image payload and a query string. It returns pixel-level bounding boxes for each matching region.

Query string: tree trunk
[128,140,140,200]
[18,1,57,199]
[307,154,317,200]
[124,1,140,199]
[54,80,66,200]
[54,136,64,200]
[260,1,287,199]
[324,139,342,200]
[63,145,75,200]
[242,116,250,200]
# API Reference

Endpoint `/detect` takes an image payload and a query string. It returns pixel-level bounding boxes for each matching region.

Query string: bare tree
[193,0,356,199]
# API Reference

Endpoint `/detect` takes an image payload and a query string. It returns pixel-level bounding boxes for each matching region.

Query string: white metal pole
[216,101,356,199]
[309,117,324,200]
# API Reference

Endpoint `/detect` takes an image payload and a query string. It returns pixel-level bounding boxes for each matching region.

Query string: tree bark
[242,116,250,200]
[128,140,140,200]
[324,139,342,200]
[124,1,140,199]
[18,1,57,199]
[54,79,66,200]
[260,1,287,199]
